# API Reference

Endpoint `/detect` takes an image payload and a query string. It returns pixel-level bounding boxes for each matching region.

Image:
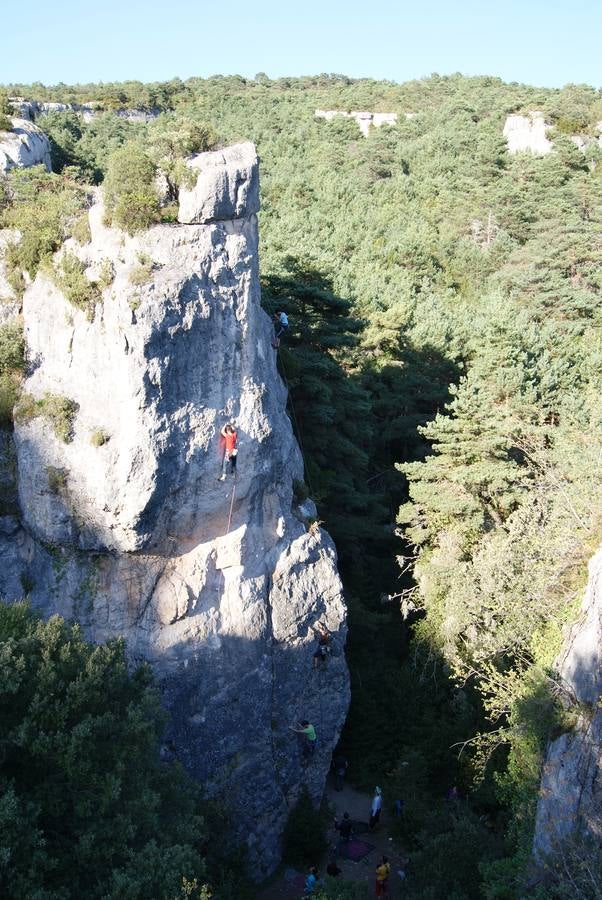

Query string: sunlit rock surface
[533,548,602,859]
[503,112,553,155]
[0,118,51,173]
[0,143,350,876]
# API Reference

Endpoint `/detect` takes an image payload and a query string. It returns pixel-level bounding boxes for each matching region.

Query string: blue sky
[2,0,600,89]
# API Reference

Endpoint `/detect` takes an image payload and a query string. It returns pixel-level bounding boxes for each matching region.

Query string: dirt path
[259,777,407,899]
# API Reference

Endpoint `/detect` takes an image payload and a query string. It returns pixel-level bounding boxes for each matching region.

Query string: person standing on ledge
[218,423,237,481]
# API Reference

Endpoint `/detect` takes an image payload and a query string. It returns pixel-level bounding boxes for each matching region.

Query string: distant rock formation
[0,118,52,173]
[315,109,399,136]
[503,111,553,155]
[0,142,350,875]
[570,123,602,152]
[10,98,160,124]
[533,548,602,860]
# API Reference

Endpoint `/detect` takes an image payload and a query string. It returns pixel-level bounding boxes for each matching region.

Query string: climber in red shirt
[218,424,238,481]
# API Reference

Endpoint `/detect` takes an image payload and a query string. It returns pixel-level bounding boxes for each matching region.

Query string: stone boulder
[178,142,259,224]
[0,118,52,173]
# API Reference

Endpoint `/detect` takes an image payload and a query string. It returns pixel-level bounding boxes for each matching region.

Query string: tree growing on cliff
[0,602,208,899]
[0,91,12,133]
[147,115,218,202]
[103,143,159,234]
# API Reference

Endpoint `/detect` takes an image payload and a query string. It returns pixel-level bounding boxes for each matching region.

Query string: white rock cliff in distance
[315,109,399,136]
[533,547,602,860]
[0,142,350,875]
[503,111,553,155]
[0,118,52,173]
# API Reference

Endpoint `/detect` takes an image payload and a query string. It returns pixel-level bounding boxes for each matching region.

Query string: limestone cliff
[12,98,159,124]
[503,112,553,155]
[315,109,398,136]
[0,118,52,173]
[533,548,602,860]
[0,141,350,875]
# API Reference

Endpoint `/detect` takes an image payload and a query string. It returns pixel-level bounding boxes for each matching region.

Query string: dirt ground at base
[259,777,408,900]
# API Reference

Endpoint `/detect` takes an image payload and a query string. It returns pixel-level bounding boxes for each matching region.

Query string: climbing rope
[225,477,237,535]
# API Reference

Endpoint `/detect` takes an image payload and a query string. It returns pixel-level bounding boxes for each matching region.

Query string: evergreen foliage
[0,166,88,290]
[3,71,602,893]
[281,788,328,866]
[0,602,208,899]
[0,90,12,132]
[103,143,159,234]
[0,318,24,427]
[51,251,101,317]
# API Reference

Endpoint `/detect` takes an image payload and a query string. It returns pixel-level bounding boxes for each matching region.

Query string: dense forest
[1,72,602,897]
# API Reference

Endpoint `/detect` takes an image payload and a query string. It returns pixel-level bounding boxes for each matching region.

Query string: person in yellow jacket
[374,856,391,896]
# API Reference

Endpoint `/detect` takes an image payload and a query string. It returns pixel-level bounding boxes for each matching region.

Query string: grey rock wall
[0,142,350,876]
[10,99,160,124]
[0,118,52,174]
[533,548,602,860]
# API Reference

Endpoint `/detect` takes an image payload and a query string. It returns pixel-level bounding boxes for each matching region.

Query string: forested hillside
[2,72,602,896]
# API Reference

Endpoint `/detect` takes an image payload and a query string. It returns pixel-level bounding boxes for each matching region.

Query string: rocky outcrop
[0,118,52,173]
[0,142,350,875]
[570,123,602,152]
[533,548,602,859]
[11,99,160,124]
[178,142,259,224]
[315,109,398,136]
[503,112,553,155]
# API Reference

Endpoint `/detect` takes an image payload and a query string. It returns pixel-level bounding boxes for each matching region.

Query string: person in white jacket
[369,786,382,831]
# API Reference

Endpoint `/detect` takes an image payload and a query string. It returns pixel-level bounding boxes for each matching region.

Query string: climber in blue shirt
[272,310,289,348]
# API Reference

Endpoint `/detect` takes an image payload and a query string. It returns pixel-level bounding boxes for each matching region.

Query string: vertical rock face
[1,142,350,875]
[0,118,52,173]
[314,109,398,136]
[503,112,553,155]
[533,548,602,859]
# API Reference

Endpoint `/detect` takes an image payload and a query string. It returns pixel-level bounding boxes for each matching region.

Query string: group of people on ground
[333,786,382,858]
[304,854,392,896]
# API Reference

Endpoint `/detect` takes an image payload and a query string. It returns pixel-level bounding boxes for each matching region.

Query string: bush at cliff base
[281,788,329,867]
[0,602,208,899]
